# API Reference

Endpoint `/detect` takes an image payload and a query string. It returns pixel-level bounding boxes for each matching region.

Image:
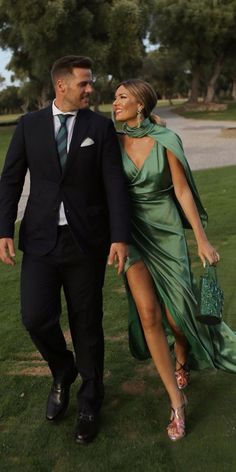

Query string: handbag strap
[204,260,218,282]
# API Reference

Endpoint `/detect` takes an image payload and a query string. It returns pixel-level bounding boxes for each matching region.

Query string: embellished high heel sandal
[167,393,187,442]
[175,360,190,390]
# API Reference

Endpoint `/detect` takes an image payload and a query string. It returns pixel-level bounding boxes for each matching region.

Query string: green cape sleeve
[149,125,208,229]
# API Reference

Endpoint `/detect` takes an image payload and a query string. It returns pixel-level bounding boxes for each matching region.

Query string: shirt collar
[52,99,78,117]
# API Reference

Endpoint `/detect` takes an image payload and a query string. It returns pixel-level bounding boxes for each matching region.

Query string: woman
[112,79,236,441]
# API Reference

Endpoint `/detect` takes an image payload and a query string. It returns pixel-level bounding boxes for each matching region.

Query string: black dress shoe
[75,409,99,444]
[46,367,77,421]
[46,381,71,421]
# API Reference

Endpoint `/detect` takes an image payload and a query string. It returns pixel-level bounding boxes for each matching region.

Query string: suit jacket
[0,106,130,255]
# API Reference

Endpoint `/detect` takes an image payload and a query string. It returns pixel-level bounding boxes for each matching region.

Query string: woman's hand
[197,238,220,267]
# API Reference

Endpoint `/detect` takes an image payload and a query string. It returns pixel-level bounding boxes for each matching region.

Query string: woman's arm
[166,149,220,266]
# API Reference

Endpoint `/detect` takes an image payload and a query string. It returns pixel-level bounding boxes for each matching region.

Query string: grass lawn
[0,161,236,471]
[0,114,21,124]
[0,126,16,171]
[174,101,236,121]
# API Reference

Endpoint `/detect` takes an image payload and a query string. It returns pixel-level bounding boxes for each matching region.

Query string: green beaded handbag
[197,261,224,325]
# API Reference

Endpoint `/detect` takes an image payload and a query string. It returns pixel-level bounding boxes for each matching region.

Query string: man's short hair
[51,55,93,84]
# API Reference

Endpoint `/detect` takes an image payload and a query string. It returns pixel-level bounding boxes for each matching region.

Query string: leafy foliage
[0,0,154,107]
[142,47,189,101]
[0,0,236,106]
[0,1,112,105]
[149,0,236,101]
[0,86,23,113]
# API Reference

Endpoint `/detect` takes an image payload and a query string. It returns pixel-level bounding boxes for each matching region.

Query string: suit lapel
[63,109,91,176]
[40,106,62,177]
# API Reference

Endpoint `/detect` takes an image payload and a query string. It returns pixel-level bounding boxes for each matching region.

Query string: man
[0,56,130,444]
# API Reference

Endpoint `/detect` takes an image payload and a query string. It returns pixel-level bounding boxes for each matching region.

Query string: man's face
[59,68,93,111]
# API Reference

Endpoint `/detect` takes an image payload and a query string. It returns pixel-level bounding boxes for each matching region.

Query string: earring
[136,107,143,128]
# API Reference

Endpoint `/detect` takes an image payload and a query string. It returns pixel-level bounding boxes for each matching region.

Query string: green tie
[56,114,72,170]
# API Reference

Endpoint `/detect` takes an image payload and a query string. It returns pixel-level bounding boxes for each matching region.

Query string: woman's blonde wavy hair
[116,79,166,126]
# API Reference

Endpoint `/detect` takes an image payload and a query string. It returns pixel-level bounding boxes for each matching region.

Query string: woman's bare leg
[165,307,188,369]
[126,261,183,409]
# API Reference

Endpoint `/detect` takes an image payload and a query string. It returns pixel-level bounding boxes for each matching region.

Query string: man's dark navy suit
[0,106,130,411]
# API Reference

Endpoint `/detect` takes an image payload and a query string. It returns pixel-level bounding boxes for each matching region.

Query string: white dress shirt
[52,100,78,225]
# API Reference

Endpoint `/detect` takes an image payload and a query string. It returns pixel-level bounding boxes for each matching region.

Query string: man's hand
[0,238,16,266]
[107,242,129,275]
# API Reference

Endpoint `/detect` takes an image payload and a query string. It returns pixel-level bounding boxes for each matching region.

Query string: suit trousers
[20,225,107,412]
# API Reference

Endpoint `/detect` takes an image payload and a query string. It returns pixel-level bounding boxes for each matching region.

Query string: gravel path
[157,106,236,170]
[17,107,236,220]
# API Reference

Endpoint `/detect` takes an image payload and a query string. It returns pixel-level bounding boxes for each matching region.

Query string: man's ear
[57,78,66,93]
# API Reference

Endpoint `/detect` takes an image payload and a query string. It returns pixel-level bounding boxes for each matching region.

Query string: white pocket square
[80,137,94,147]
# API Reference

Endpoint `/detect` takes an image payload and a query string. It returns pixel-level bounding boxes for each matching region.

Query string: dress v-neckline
[123,141,156,171]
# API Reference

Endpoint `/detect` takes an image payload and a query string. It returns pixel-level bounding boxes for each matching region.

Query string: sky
[0,48,13,86]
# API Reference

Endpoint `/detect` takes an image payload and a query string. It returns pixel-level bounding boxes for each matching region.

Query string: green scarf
[123,118,208,228]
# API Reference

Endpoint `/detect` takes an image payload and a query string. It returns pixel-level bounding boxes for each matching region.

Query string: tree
[0,86,23,113]
[0,73,5,89]
[0,0,155,108]
[107,0,148,80]
[92,0,156,107]
[196,0,236,102]
[142,47,188,102]
[219,58,236,100]
[149,0,236,103]
[0,0,114,107]
[0,0,158,108]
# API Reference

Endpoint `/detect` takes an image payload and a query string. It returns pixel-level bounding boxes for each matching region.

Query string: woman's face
[113,85,143,126]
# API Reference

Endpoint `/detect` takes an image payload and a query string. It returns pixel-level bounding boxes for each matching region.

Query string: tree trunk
[188,65,201,103]
[93,90,101,112]
[204,55,225,103]
[232,78,236,100]
[37,86,50,109]
[21,99,29,113]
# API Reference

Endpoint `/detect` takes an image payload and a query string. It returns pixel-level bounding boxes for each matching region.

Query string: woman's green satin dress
[122,141,236,372]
